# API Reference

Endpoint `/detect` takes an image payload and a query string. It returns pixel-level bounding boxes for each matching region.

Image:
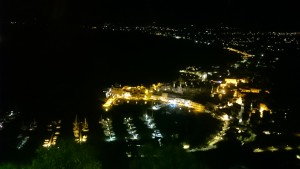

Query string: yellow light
[124,92,131,98]
[267,146,278,152]
[285,146,293,151]
[236,97,243,105]
[259,103,270,118]
[183,143,190,149]
[259,103,269,113]
[294,133,300,137]
[221,114,230,121]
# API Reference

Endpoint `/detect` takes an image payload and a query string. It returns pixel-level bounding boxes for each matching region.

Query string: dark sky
[0,0,299,29]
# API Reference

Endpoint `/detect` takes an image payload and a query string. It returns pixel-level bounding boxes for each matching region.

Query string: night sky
[1,0,299,30]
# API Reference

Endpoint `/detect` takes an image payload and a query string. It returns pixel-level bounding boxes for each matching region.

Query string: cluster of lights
[101,23,299,57]
[124,117,138,140]
[141,113,163,146]
[100,118,116,142]
[100,52,284,152]
[73,116,88,144]
[188,114,230,152]
[103,85,205,113]
[0,111,20,131]
[43,120,61,148]
[17,136,30,150]
[16,119,38,150]
[253,145,297,153]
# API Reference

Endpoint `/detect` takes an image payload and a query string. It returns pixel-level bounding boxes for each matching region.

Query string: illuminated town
[100,23,299,54]
[1,21,299,168]
[100,62,297,153]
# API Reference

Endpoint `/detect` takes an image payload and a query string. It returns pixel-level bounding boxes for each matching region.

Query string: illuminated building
[239,88,261,93]
[224,78,249,87]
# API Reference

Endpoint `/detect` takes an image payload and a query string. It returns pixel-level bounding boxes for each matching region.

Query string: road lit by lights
[188,116,230,152]
[253,148,264,152]
[253,145,297,153]
[221,114,230,121]
[227,47,254,58]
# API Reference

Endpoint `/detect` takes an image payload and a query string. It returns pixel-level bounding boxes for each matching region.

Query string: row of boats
[0,110,39,150]
[124,117,138,140]
[43,115,89,148]
[73,115,89,143]
[140,113,163,140]
[16,119,38,150]
[99,113,163,143]
[42,120,61,148]
[5,112,162,149]
[99,117,116,142]
[0,110,20,131]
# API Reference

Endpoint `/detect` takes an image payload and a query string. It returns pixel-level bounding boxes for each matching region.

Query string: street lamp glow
[222,114,230,121]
